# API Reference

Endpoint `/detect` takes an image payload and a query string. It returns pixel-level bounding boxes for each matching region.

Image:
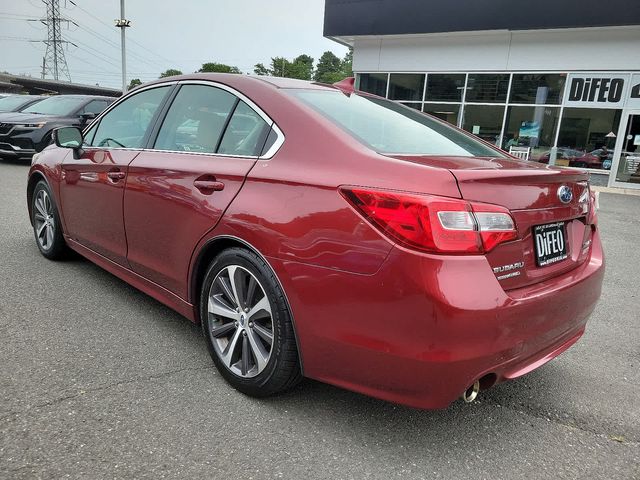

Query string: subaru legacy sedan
[27,74,604,409]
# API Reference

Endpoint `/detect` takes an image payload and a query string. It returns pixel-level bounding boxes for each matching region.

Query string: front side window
[88,86,171,149]
[154,85,236,153]
[290,89,504,157]
[0,96,40,112]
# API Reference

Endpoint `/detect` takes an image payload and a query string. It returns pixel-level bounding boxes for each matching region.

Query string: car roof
[38,94,115,101]
[3,94,45,99]
[141,73,338,92]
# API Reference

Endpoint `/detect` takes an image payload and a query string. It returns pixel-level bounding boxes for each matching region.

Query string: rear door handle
[194,179,225,193]
[107,170,126,181]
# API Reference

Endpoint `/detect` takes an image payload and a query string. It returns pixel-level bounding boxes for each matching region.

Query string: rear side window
[218,101,270,157]
[81,100,110,115]
[289,89,504,157]
[89,86,170,148]
[154,85,237,154]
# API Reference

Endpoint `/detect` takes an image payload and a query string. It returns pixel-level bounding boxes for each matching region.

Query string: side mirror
[54,126,83,150]
[79,112,96,126]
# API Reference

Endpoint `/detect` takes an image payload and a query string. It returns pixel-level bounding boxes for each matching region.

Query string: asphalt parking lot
[0,160,638,479]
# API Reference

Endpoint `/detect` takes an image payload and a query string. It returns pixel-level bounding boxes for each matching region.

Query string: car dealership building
[324,0,640,189]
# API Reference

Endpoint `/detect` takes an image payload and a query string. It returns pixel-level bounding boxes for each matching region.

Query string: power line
[63,12,167,72]
[67,0,177,67]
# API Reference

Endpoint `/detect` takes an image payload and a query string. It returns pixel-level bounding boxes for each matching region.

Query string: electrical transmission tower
[42,0,72,82]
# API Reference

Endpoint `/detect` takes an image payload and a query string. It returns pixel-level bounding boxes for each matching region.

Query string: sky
[0,0,348,88]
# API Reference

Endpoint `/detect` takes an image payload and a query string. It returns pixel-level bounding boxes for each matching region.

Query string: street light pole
[115,0,131,94]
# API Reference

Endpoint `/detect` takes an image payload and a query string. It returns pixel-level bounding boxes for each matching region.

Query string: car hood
[0,112,63,124]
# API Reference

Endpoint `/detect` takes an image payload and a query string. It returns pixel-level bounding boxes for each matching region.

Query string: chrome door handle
[194,179,225,193]
[107,171,126,181]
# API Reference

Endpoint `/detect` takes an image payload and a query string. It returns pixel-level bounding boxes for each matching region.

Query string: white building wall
[352,26,640,73]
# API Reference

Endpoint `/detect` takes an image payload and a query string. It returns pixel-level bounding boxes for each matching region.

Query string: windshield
[289,90,505,157]
[22,96,87,116]
[0,96,39,112]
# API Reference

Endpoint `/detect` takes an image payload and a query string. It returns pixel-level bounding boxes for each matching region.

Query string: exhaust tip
[462,380,480,403]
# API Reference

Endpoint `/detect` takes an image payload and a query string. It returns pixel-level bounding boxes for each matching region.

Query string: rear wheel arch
[190,235,304,373]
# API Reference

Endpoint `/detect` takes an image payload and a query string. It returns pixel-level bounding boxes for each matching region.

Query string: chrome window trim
[176,80,284,160]
[141,148,260,160]
[82,82,178,140]
[82,79,285,160]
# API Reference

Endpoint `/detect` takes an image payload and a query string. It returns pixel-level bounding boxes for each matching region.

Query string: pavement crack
[479,397,640,445]
[0,364,215,422]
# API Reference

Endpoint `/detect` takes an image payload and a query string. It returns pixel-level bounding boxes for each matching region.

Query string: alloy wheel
[207,265,274,378]
[33,189,55,250]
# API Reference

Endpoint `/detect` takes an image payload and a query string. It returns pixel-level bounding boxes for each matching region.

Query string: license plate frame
[533,221,568,267]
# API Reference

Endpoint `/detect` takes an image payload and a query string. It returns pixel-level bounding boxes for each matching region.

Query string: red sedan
[27,74,604,409]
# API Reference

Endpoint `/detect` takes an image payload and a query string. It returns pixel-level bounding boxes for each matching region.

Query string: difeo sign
[565,73,631,108]
[568,77,624,103]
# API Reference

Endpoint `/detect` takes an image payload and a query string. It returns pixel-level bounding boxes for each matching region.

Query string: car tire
[31,180,68,260]
[200,247,302,397]
[574,161,588,168]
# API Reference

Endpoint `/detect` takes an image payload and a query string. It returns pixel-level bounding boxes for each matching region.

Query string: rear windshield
[22,96,87,116]
[289,89,504,157]
[0,96,38,112]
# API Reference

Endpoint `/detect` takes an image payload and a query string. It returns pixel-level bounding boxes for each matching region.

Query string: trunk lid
[386,155,594,289]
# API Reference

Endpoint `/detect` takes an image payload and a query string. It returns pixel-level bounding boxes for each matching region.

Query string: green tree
[159,68,183,78]
[127,78,142,90]
[253,63,270,76]
[341,48,353,78]
[313,51,343,83]
[269,57,291,78]
[253,54,314,80]
[198,62,241,74]
[290,54,314,80]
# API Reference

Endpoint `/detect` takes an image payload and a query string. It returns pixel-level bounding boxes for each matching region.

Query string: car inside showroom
[324,0,640,189]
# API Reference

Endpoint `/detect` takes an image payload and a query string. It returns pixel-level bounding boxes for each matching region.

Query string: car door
[59,85,173,266]
[123,83,273,298]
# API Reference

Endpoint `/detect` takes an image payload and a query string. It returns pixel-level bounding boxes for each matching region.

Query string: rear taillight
[340,187,517,254]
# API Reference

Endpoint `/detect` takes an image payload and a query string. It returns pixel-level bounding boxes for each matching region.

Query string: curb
[591,186,640,197]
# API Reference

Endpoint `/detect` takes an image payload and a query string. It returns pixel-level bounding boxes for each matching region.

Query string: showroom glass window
[356,73,388,97]
[502,106,560,158]
[557,108,621,168]
[465,74,509,103]
[425,74,465,102]
[87,86,171,148]
[615,113,640,183]
[423,103,460,125]
[462,105,505,145]
[388,74,425,101]
[510,74,566,105]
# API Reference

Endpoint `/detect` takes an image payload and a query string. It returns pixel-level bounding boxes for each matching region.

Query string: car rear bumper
[272,227,604,409]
